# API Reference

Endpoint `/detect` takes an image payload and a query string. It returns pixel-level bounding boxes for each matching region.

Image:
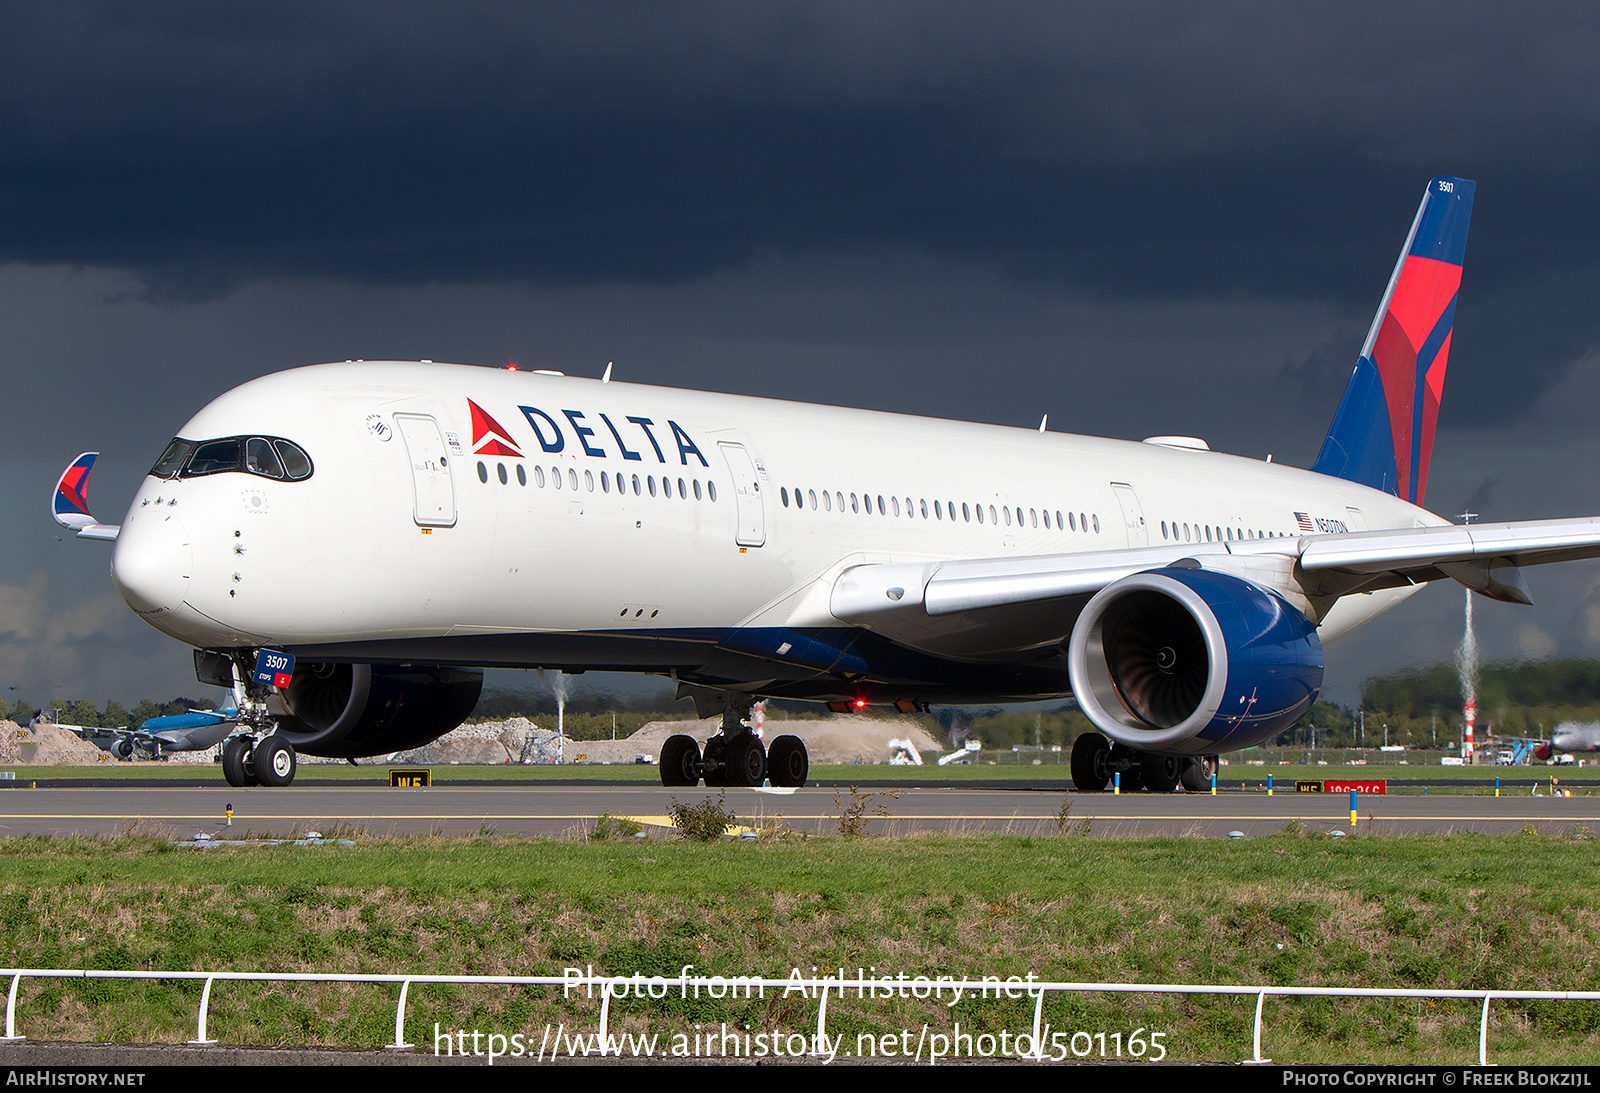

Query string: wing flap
[1299,517,1600,574]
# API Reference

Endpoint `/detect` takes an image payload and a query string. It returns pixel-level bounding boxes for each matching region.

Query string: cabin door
[719,442,766,547]
[1110,482,1148,547]
[395,413,457,528]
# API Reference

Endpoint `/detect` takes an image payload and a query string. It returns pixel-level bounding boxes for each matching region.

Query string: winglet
[52,452,120,541]
[1311,176,1475,507]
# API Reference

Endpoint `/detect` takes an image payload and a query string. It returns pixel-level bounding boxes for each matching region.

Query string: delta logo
[56,463,92,518]
[467,399,523,458]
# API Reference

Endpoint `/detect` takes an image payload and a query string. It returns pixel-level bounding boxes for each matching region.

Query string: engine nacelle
[275,663,483,759]
[1067,567,1322,756]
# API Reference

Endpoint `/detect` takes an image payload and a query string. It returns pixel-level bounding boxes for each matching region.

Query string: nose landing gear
[216,648,299,788]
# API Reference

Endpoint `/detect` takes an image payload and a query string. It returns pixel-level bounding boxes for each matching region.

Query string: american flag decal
[1295,512,1316,533]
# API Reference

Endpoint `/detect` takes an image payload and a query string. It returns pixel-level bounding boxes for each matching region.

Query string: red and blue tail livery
[1312,176,1475,506]
[51,451,120,541]
[53,451,99,527]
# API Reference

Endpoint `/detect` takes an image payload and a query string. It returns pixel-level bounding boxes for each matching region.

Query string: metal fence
[4,967,1595,1064]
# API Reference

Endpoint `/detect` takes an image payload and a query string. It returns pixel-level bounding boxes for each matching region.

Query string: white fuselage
[110,361,1440,704]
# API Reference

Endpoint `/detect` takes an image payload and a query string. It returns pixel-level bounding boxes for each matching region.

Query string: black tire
[254,735,297,787]
[729,735,767,787]
[701,735,728,787]
[222,736,257,788]
[1142,754,1181,793]
[768,735,809,787]
[1115,747,1144,792]
[1070,732,1111,792]
[1180,755,1218,792]
[659,734,702,787]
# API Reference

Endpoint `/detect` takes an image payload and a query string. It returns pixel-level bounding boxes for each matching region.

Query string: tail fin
[1310,176,1475,507]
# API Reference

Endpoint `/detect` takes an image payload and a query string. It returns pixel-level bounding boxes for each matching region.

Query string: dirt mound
[567,715,944,766]
[392,716,562,765]
[3,723,109,765]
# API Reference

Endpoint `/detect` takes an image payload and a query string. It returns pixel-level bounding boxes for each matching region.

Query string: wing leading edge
[830,515,1600,649]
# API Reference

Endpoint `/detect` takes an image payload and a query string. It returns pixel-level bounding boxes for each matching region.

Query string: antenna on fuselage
[602,361,613,383]
[1038,414,1048,433]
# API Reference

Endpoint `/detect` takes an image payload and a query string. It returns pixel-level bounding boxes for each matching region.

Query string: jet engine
[1067,567,1322,756]
[275,663,483,758]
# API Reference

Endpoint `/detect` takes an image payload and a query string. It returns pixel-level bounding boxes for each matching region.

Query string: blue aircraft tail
[1309,177,1475,508]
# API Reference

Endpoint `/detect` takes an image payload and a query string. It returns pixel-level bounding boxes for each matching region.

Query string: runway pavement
[0,779,1594,838]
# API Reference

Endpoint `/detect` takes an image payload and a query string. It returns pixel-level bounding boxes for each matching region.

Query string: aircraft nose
[112,512,192,617]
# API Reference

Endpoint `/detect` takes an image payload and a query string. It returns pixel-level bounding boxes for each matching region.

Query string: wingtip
[52,451,113,538]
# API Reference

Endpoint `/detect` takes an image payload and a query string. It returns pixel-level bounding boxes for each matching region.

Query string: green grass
[0,828,1598,1063]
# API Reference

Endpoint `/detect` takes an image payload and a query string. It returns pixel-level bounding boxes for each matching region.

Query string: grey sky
[5,2,1600,711]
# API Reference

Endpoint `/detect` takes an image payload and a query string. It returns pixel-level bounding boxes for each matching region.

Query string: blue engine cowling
[1066,567,1323,756]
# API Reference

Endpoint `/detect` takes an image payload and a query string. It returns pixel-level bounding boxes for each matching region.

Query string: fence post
[1479,993,1493,1066]
[812,982,831,1058]
[2,974,22,1042]
[1249,990,1270,1063]
[598,979,614,1056]
[1029,983,1047,1060]
[187,976,217,1046]
[388,978,414,1050]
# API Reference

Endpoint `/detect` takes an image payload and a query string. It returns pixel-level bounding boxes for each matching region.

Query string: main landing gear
[221,733,299,788]
[1069,731,1215,793]
[660,688,810,788]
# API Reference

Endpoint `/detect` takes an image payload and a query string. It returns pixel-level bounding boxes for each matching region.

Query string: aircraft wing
[52,453,120,541]
[1295,516,1600,603]
[831,514,1600,636]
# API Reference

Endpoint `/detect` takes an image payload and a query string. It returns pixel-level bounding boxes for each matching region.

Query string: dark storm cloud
[2,2,1599,421]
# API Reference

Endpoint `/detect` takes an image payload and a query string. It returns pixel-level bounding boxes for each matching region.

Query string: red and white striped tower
[1463,698,1477,761]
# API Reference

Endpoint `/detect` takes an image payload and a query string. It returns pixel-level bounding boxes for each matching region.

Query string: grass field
[0,827,1598,1064]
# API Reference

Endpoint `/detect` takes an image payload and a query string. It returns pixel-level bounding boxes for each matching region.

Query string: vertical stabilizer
[1310,176,1474,506]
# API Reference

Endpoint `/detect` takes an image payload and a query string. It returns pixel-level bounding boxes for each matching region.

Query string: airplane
[50,175,1600,792]
[76,707,240,761]
[1533,724,1600,762]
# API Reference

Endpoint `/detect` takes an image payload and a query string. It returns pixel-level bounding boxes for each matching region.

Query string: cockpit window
[149,439,195,480]
[274,440,313,480]
[246,438,284,479]
[184,439,243,476]
[173,436,315,482]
